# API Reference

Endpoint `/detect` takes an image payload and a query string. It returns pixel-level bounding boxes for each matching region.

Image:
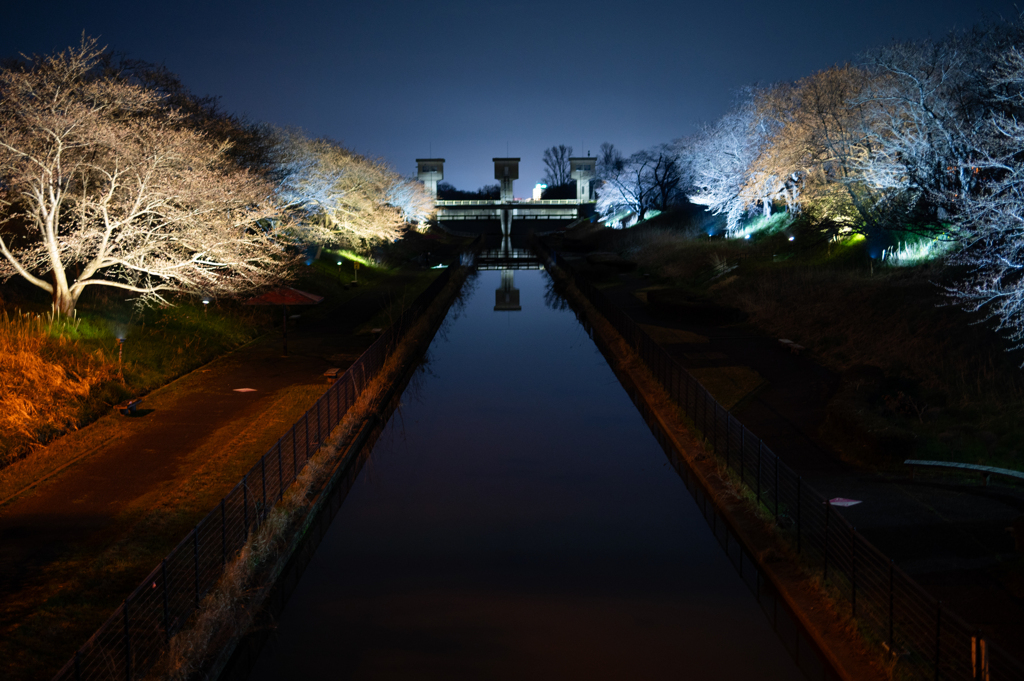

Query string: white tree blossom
[272,131,428,248]
[685,95,771,233]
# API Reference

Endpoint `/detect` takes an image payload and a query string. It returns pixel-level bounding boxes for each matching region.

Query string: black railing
[52,264,459,681]
[542,245,1023,681]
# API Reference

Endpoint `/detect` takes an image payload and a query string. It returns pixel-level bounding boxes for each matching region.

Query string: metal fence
[544,247,1024,681]
[52,264,458,681]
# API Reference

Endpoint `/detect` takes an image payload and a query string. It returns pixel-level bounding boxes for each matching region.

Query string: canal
[247,265,805,680]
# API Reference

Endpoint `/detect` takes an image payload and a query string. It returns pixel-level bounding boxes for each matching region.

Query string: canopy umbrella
[244,287,324,355]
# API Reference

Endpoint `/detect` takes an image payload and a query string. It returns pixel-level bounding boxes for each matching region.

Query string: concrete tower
[570,157,597,203]
[493,158,519,203]
[416,158,445,199]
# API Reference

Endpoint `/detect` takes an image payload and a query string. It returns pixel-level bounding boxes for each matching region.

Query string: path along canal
[247,266,805,680]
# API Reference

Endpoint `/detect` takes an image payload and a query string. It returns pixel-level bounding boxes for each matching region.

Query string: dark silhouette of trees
[0,38,294,315]
[436,182,500,200]
[542,144,573,186]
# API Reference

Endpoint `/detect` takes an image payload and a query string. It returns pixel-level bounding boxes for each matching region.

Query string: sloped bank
[536,239,888,681]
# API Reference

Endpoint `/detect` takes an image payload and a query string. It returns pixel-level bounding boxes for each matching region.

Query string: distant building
[493,158,519,203]
[533,183,547,200]
[416,158,445,199]
[569,157,597,203]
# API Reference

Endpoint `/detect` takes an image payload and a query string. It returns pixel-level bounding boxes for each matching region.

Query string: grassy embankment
[570,211,1024,472]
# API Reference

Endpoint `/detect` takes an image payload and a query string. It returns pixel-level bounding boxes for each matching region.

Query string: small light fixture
[788,236,795,242]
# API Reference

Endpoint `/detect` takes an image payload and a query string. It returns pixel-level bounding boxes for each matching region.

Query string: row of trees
[0,39,430,315]
[591,19,1024,345]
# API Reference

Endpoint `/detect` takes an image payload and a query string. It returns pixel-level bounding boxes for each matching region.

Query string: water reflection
[248,269,803,681]
[494,270,521,311]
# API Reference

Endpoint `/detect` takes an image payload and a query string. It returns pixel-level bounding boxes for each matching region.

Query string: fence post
[713,403,718,453]
[725,414,731,470]
[935,601,942,681]
[261,456,267,520]
[850,529,858,617]
[889,559,895,649]
[161,558,169,642]
[756,441,762,506]
[220,499,227,566]
[278,441,284,501]
[824,501,830,581]
[797,476,802,555]
[193,528,200,608]
[123,598,131,681]
[773,454,779,521]
[243,475,249,536]
[740,428,745,485]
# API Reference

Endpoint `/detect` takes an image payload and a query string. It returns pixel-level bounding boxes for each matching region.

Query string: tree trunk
[51,282,77,317]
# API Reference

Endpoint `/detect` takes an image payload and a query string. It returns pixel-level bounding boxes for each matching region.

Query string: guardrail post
[123,598,131,681]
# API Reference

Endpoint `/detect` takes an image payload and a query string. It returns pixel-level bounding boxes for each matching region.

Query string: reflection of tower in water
[494,270,521,311]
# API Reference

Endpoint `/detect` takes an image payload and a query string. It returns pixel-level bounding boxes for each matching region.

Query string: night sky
[2,0,1018,193]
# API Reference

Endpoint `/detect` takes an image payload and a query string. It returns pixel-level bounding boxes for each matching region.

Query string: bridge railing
[539,244,1024,681]
[435,199,583,206]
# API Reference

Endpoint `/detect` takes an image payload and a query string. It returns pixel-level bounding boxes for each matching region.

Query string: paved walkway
[0,269,432,680]
[569,262,1024,655]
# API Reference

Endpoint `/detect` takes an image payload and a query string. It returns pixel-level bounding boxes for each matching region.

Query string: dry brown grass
[0,311,115,463]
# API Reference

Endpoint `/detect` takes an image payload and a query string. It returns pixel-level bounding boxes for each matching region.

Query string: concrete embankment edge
[201,266,472,681]
[542,258,888,681]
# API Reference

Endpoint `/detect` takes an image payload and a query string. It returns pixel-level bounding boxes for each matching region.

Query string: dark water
[248,268,803,680]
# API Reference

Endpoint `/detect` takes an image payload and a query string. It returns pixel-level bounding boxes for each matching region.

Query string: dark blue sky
[2,0,1018,193]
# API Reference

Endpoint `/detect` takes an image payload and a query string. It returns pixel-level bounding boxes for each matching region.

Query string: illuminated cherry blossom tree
[271,131,431,248]
[0,39,294,315]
